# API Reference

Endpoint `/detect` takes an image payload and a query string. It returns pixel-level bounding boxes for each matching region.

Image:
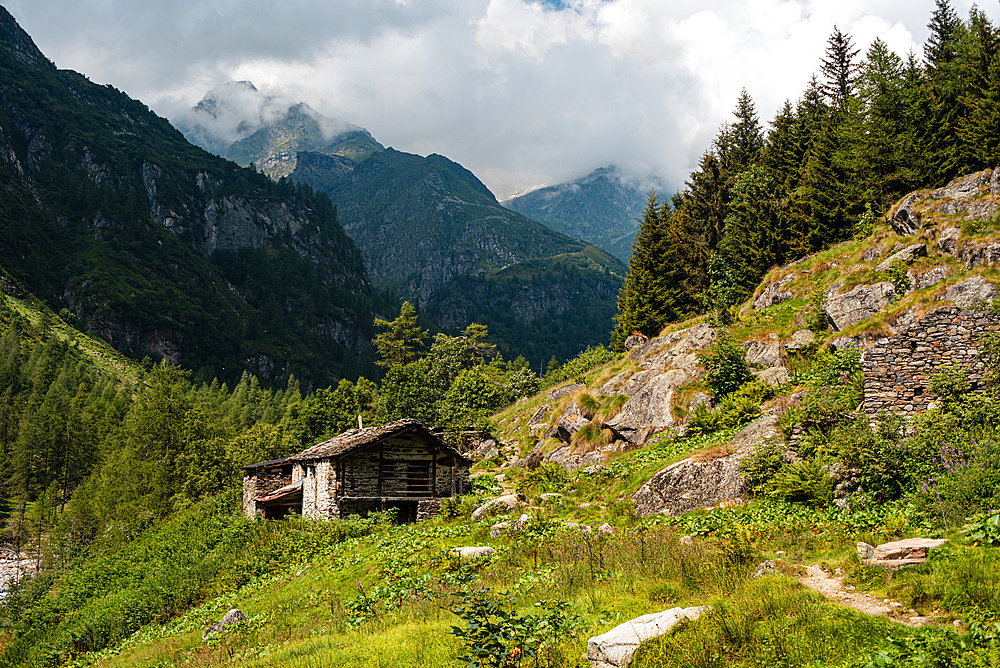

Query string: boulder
[957,241,1000,270]
[824,282,895,331]
[624,333,649,350]
[932,170,990,200]
[753,366,790,388]
[527,404,551,436]
[490,514,530,537]
[471,494,526,521]
[942,275,998,308]
[631,416,780,517]
[752,560,777,578]
[585,606,708,668]
[544,444,609,472]
[856,542,875,560]
[875,243,926,272]
[203,609,248,641]
[630,323,715,370]
[866,538,947,566]
[473,439,499,461]
[753,276,794,310]
[937,226,961,255]
[547,383,584,403]
[908,266,948,292]
[450,546,496,559]
[744,341,784,368]
[891,193,920,236]
[784,329,815,350]
[606,369,689,443]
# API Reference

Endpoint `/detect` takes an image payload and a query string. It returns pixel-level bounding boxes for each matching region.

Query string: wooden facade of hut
[242,419,472,522]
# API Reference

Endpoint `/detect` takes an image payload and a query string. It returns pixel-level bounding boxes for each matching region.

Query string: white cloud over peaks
[8,0,1000,199]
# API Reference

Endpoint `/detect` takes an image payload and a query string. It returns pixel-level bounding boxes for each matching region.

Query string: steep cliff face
[0,7,384,385]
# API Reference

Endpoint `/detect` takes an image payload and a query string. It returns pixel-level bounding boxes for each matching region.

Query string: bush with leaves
[698,329,753,397]
[450,587,580,668]
[515,462,569,498]
[739,441,786,495]
[767,457,834,507]
[686,402,726,438]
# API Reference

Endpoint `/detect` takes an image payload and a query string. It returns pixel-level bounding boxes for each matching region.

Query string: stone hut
[863,306,1000,415]
[242,419,472,522]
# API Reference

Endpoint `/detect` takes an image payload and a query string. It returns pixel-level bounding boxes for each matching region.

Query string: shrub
[687,402,725,438]
[698,330,753,397]
[929,364,972,410]
[515,462,569,497]
[719,393,762,428]
[740,442,786,494]
[449,588,580,668]
[768,457,833,507]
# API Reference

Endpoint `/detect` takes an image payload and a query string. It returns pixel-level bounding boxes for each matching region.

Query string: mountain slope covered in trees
[0,7,397,387]
[291,149,627,367]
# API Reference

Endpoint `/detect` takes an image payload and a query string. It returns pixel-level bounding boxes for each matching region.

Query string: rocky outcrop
[954,241,1000,270]
[754,366,790,387]
[824,283,895,331]
[753,276,794,310]
[784,329,815,350]
[471,494,526,521]
[604,369,688,443]
[203,609,248,641]
[891,193,921,236]
[943,275,998,308]
[875,244,926,272]
[937,227,960,255]
[548,383,585,403]
[632,416,780,516]
[585,606,708,668]
[908,267,948,292]
[744,340,784,368]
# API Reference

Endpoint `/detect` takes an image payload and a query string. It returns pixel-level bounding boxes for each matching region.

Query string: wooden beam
[378,440,384,496]
[431,454,437,498]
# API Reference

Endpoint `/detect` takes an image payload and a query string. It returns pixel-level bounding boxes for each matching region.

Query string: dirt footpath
[796,563,939,627]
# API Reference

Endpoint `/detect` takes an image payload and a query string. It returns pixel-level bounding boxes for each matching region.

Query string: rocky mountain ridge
[176,80,384,179]
[503,166,653,261]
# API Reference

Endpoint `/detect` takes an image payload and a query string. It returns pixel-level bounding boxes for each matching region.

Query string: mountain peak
[0,6,51,68]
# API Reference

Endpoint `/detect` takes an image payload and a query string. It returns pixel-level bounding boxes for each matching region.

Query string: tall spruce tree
[820,26,861,110]
[612,192,676,347]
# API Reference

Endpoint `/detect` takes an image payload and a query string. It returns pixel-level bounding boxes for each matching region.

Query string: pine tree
[820,26,861,110]
[372,301,429,368]
[612,192,676,346]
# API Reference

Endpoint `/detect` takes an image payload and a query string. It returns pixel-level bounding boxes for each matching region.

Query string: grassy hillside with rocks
[12,171,1000,668]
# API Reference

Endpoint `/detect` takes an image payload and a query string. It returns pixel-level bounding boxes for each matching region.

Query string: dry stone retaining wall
[863,307,1000,415]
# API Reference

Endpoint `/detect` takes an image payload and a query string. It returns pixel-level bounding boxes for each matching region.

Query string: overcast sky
[8,0,998,199]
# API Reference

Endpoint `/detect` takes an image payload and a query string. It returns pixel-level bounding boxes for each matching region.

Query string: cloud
[8,0,999,198]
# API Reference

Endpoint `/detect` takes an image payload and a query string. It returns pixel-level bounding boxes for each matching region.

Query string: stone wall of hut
[863,306,1000,415]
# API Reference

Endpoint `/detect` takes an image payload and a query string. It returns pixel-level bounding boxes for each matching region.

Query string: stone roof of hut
[289,418,471,463]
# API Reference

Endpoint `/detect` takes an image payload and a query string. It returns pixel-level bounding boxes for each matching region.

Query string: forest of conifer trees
[614,0,1000,347]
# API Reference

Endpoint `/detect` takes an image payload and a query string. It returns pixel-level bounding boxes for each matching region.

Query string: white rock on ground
[824,283,895,331]
[471,494,525,521]
[585,606,708,668]
[203,609,248,641]
[450,546,496,559]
